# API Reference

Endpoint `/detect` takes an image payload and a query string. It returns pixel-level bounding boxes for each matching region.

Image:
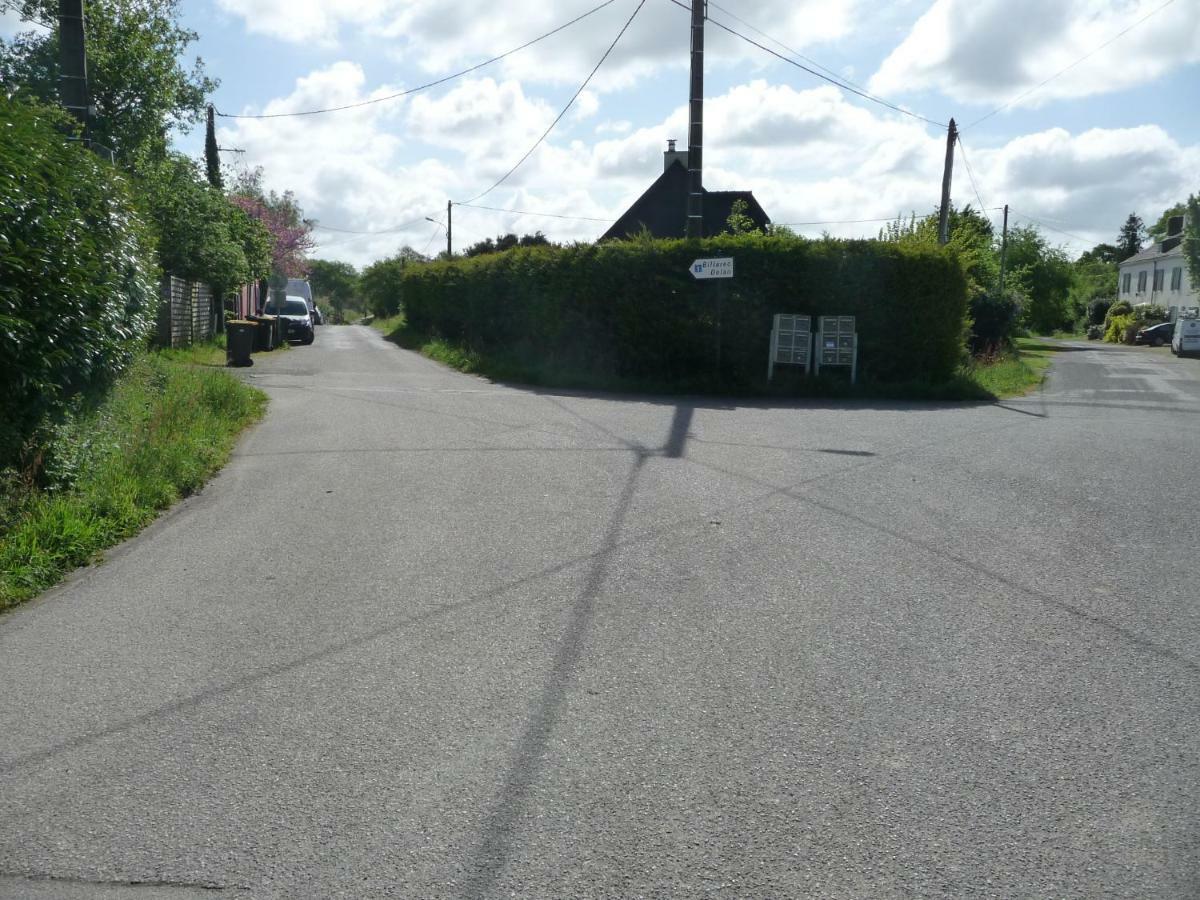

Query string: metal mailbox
[814,316,858,383]
[768,314,812,380]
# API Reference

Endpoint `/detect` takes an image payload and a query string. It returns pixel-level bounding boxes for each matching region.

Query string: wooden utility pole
[446,201,453,258]
[937,117,957,245]
[58,0,89,127]
[685,0,704,238]
[998,203,1010,297]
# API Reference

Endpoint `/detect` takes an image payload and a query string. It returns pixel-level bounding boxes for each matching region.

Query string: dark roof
[601,160,770,240]
[1119,241,1184,267]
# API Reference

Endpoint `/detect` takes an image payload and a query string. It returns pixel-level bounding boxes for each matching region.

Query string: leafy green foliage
[0,97,157,471]
[1148,203,1185,242]
[1186,195,1200,288]
[0,353,266,610]
[139,153,270,292]
[724,199,758,236]
[0,0,216,161]
[464,232,550,257]
[1003,225,1073,334]
[968,291,1021,353]
[1116,213,1145,262]
[1086,297,1113,326]
[361,247,429,317]
[308,258,360,320]
[1104,313,1137,344]
[393,233,969,388]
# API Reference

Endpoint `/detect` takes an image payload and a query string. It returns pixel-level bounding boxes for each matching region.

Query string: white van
[286,278,321,325]
[1172,317,1200,357]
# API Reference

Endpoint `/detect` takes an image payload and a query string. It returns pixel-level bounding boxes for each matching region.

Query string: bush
[0,98,157,472]
[1107,299,1133,319]
[1134,303,1167,324]
[1104,313,1138,344]
[395,234,969,387]
[969,291,1021,354]
[1086,297,1113,325]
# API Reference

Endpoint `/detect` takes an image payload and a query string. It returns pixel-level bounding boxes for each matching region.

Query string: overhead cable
[215,0,619,119]
[1008,210,1093,247]
[965,0,1179,129]
[458,0,647,205]
[665,0,945,129]
[955,135,994,229]
[456,202,611,222]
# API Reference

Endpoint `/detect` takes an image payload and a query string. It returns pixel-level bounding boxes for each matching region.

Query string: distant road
[2,328,1197,898]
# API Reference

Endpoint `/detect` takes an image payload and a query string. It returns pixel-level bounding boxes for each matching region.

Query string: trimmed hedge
[1,98,157,470]
[397,234,968,388]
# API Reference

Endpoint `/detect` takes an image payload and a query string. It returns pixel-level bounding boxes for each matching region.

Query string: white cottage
[1117,215,1198,319]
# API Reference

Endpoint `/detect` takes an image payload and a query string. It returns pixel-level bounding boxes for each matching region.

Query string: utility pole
[58,0,89,128]
[998,203,1009,297]
[685,0,704,238]
[447,201,453,258]
[937,117,957,245]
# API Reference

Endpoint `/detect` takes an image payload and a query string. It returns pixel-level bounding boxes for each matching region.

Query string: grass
[965,337,1065,398]
[373,315,1062,402]
[0,352,267,613]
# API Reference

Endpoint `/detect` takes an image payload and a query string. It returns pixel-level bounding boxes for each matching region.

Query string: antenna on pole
[685,0,705,239]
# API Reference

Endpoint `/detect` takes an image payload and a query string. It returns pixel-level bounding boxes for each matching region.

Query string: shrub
[0,98,157,472]
[1086,296,1113,325]
[1107,298,1133,319]
[1104,313,1138,344]
[395,233,969,387]
[969,291,1022,354]
[1134,303,1167,324]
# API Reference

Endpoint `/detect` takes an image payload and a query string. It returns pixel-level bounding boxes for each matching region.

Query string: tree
[464,231,550,257]
[1185,195,1200,288]
[229,168,315,279]
[1148,202,1186,242]
[140,153,270,292]
[0,0,216,162]
[1116,213,1145,262]
[724,199,757,235]
[881,204,997,299]
[1006,225,1073,333]
[307,259,359,321]
[1078,243,1120,265]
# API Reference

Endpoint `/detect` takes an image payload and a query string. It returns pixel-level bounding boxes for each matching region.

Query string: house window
[1137,271,1147,292]
[1153,270,1164,291]
[1122,273,1132,294]
[1172,267,1183,291]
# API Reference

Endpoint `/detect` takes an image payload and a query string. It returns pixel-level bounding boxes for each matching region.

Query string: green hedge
[1,98,157,470]
[397,234,968,388]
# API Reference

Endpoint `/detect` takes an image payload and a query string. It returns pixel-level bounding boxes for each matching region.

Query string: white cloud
[213,0,393,44]
[870,0,1200,109]
[223,65,1199,268]
[213,0,859,88]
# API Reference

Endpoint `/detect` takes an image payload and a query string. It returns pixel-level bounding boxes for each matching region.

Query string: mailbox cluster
[768,314,858,384]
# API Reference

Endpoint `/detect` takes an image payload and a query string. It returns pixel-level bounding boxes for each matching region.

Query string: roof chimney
[1167,214,1184,237]
[664,138,687,173]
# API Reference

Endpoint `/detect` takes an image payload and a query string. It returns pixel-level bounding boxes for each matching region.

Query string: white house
[1117,214,1198,319]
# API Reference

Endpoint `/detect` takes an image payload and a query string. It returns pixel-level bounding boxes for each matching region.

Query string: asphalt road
[2,329,1198,899]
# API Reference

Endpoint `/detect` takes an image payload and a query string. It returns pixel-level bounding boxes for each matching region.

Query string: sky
[4,0,1200,267]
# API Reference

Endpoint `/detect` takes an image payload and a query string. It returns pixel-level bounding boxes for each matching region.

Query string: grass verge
[0,352,266,613]
[372,316,1060,402]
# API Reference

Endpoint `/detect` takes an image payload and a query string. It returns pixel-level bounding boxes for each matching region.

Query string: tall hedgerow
[0,98,158,470]
[397,233,968,387]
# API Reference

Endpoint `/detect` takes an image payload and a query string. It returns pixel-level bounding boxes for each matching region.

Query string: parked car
[264,295,315,344]
[1135,321,1175,346]
[1172,317,1200,357]
[287,278,322,325]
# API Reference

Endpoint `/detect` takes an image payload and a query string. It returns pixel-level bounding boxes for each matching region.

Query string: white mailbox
[767,314,813,380]
[814,315,858,383]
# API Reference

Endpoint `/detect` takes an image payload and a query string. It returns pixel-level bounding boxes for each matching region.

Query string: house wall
[1118,251,1198,318]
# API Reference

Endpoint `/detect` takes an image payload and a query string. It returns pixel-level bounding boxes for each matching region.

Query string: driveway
[2,328,1197,898]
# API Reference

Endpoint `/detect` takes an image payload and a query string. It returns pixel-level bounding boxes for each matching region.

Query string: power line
[459,0,647,205]
[665,0,945,129]
[456,201,611,222]
[706,1,875,99]
[1008,210,1093,247]
[955,135,993,229]
[965,0,1179,129]
[215,0,619,119]
[311,215,437,235]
